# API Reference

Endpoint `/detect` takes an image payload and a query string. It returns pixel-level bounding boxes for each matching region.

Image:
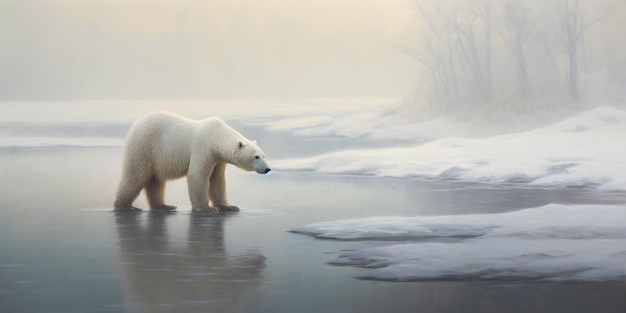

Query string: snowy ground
[276,106,626,191]
[292,204,626,282]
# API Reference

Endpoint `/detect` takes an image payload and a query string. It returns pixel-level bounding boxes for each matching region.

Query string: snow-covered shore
[276,106,626,191]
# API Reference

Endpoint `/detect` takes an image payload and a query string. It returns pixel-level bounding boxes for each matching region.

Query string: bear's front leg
[208,163,240,213]
[188,163,219,213]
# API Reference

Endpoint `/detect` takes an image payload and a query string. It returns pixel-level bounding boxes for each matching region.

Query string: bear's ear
[252,140,257,144]
[238,140,245,149]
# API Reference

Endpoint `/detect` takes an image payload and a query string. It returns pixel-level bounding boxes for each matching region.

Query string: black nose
[264,168,271,174]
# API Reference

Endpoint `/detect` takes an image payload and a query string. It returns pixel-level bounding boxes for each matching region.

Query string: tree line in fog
[408,0,625,112]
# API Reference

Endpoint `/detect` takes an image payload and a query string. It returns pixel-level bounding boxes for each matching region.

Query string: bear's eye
[254,155,260,159]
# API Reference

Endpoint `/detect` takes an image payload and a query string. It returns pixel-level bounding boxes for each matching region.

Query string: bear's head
[233,139,271,174]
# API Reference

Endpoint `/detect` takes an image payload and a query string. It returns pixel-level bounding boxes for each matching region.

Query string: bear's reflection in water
[115,213,266,312]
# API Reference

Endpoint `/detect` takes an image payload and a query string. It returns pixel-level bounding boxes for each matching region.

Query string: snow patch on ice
[333,238,626,282]
[292,204,626,282]
[291,215,496,241]
[276,107,626,191]
[292,204,626,241]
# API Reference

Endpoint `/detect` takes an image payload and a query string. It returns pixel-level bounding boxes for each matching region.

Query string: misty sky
[0,0,418,100]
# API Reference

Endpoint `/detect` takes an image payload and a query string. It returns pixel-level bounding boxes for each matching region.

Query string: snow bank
[292,204,626,282]
[276,107,626,190]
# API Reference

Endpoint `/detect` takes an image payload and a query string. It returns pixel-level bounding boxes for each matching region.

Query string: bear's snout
[256,167,271,174]
[253,157,270,174]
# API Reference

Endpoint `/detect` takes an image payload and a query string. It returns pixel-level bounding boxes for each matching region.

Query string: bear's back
[122,112,196,178]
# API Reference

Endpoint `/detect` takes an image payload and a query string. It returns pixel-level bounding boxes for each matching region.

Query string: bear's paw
[114,206,143,212]
[218,205,240,212]
[192,206,220,213]
[153,204,177,211]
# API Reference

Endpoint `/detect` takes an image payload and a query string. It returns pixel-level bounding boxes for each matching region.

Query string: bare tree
[554,0,609,99]
[500,0,532,100]
[475,1,493,100]
[409,3,460,108]
[410,0,494,110]
[452,6,487,101]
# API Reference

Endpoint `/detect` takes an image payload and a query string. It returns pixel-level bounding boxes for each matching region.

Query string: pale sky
[0,0,418,100]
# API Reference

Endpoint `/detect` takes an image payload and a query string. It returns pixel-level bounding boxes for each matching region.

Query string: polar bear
[113,111,271,212]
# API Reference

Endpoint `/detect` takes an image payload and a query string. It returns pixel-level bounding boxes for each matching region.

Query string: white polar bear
[113,111,271,212]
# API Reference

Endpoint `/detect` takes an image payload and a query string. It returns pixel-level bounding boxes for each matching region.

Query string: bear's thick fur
[113,112,270,212]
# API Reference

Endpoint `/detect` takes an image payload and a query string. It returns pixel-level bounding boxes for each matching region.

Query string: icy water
[1,146,625,313]
[1,114,625,313]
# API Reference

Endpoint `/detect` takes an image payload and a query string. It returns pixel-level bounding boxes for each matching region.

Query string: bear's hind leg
[145,177,177,211]
[114,175,144,211]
